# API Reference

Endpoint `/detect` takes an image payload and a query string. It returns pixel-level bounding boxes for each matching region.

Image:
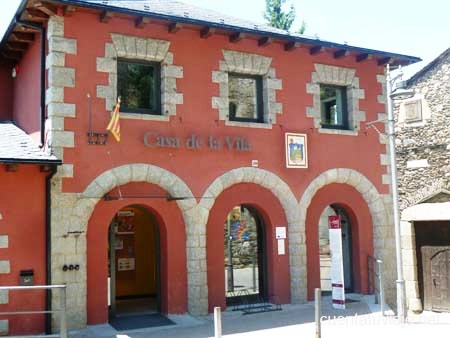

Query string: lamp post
[385,64,415,322]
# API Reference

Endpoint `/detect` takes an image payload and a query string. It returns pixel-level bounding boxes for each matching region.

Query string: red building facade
[0,0,420,333]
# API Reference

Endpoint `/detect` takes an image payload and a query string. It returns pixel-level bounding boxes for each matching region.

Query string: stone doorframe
[400,201,450,312]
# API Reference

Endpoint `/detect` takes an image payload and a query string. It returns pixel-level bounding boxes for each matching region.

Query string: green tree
[263,0,306,34]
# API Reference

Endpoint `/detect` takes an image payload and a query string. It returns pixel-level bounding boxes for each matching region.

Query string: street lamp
[386,64,415,322]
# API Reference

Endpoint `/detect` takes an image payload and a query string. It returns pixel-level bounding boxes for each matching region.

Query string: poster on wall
[285,133,308,169]
[116,210,135,234]
[329,215,346,309]
[114,238,124,250]
[117,257,135,271]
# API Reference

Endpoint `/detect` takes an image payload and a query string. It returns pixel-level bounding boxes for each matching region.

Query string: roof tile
[0,122,59,163]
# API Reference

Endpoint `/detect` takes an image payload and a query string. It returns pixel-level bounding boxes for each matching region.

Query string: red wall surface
[0,165,47,334]
[12,34,41,144]
[0,63,13,121]
[51,11,388,320]
[61,12,388,197]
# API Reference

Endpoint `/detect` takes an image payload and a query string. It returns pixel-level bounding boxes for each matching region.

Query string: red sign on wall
[328,215,341,229]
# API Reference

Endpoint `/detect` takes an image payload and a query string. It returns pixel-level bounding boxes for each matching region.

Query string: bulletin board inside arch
[285,133,308,169]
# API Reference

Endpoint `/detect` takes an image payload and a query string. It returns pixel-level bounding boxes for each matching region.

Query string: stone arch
[401,178,448,209]
[200,167,299,223]
[69,164,195,232]
[200,167,300,305]
[52,164,211,326]
[292,168,391,303]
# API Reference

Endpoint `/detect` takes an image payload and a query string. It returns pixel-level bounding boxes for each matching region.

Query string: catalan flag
[107,97,121,142]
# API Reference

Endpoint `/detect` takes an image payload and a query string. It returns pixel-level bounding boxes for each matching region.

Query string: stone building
[0,0,420,334]
[395,47,450,313]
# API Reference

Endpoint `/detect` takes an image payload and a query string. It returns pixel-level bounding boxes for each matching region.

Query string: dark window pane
[118,60,160,114]
[228,74,262,122]
[320,85,348,129]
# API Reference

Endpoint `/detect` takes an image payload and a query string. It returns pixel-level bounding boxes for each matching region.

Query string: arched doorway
[108,205,161,320]
[318,204,354,293]
[224,205,268,305]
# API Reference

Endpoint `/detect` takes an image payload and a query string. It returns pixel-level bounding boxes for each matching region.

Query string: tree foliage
[263,0,306,34]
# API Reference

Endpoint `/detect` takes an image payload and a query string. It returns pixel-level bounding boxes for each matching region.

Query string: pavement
[71,294,450,338]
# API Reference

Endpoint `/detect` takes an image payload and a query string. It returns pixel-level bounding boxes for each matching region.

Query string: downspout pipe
[45,165,58,334]
[14,19,46,148]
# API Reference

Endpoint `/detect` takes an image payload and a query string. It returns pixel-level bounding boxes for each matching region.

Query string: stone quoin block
[46,52,65,69]
[0,290,8,304]
[0,320,8,335]
[47,103,76,118]
[47,16,64,38]
[49,36,77,55]
[0,236,8,249]
[0,261,10,274]
[48,67,75,88]
[46,87,64,104]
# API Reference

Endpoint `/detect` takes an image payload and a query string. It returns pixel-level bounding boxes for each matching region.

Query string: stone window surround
[97,33,184,122]
[306,64,366,136]
[397,94,430,128]
[212,50,283,129]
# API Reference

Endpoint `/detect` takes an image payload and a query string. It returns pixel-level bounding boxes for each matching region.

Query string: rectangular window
[117,59,161,115]
[228,73,263,123]
[320,85,348,130]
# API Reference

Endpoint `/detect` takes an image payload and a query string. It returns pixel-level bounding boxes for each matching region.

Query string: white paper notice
[117,258,135,271]
[276,227,287,239]
[277,239,285,255]
[329,215,346,309]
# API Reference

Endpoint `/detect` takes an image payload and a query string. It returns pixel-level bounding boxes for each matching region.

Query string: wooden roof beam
[63,5,76,17]
[2,50,23,60]
[32,1,58,16]
[6,41,29,52]
[356,53,371,62]
[168,22,182,33]
[24,8,49,21]
[334,49,349,59]
[378,57,392,66]
[135,16,150,29]
[310,45,323,55]
[284,41,301,51]
[5,164,18,172]
[229,32,245,43]
[200,26,215,39]
[100,11,113,23]
[11,32,35,43]
[258,37,273,47]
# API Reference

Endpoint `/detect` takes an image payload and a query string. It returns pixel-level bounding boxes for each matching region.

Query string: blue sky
[1,0,448,78]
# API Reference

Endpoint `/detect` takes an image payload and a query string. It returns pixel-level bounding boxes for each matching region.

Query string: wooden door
[422,246,450,311]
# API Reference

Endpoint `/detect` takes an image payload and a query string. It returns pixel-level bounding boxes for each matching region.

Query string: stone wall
[396,49,450,210]
[396,48,450,312]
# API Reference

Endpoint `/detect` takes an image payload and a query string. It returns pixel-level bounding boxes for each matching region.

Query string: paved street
[71,295,450,338]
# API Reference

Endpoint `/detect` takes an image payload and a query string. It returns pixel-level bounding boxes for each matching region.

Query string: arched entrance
[206,182,291,311]
[107,205,161,321]
[305,183,374,300]
[224,205,267,305]
[318,204,354,293]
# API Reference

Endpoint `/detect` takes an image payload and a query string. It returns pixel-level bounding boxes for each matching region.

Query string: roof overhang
[0,0,421,67]
[0,157,62,165]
